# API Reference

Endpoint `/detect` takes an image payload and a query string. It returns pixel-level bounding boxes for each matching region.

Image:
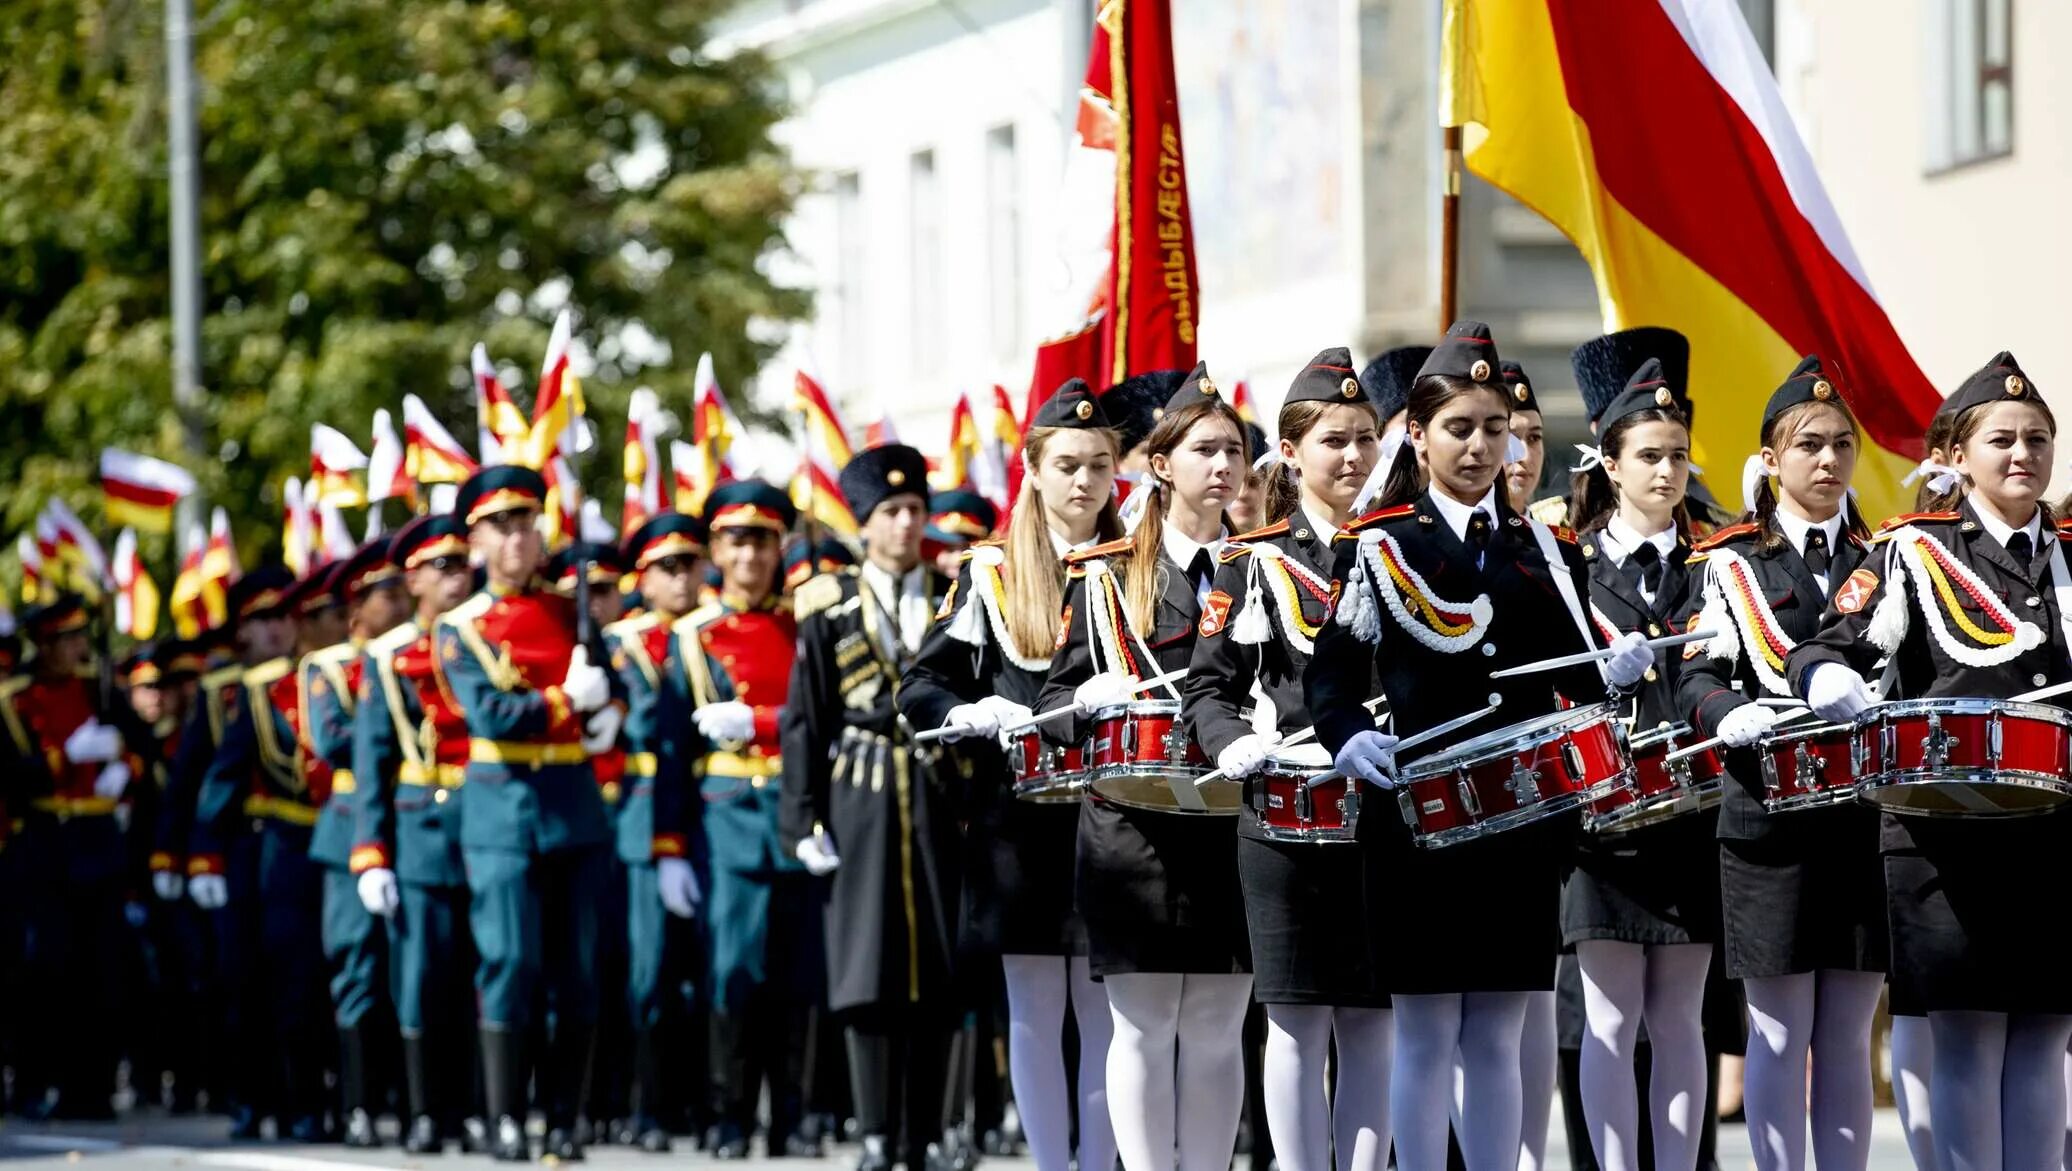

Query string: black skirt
[1365,811,1564,995]
[1563,813,1722,948]
[1075,792,1249,977]
[1718,801,1887,980]
[1882,806,2072,1015]
[1235,828,1386,1007]
[961,797,1084,957]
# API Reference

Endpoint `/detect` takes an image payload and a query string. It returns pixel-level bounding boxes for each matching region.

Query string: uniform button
[433,789,449,805]
[1647,623,1661,637]
[2027,596,2043,608]
[1644,667,1659,683]
[1480,643,1497,657]
[2035,674,2050,688]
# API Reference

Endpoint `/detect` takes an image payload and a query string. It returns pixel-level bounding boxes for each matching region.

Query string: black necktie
[1627,541,1663,595]
[1465,511,1492,567]
[1803,530,1831,579]
[1188,549,1214,592]
[2008,531,2034,565]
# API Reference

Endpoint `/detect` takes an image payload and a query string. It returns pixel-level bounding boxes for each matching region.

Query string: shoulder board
[1230,518,1290,542]
[308,640,359,667]
[603,612,658,641]
[793,572,847,619]
[672,601,727,637]
[243,658,293,687]
[201,664,245,691]
[1340,503,1417,536]
[1065,537,1135,565]
[1685,550,1710,566]
[1878,511,1959,531]
[366,620,421,660]
[1551,525,1579,545]
[1217,543,1256,564]
[439,592,495,629]
[1691,522,1760,553]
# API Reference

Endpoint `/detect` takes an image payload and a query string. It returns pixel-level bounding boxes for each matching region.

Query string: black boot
[628,1027,672,1153]
[339,1025,379,1148]
[541,1020,595,1162]
[480,1026,530,1162]
[401,1035,442,1153]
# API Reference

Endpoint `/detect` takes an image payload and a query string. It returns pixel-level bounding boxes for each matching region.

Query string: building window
[909,149,942,377]
[985,125,1022,362]
[1926,0,2013,170]
[831,171,865,391]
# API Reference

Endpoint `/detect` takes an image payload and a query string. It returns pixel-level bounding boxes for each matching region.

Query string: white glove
[559,645,610,714]
[795,828,841,877]
[1073,672,1139,712]
[64,720,122,764]
[1714,703,1779,749]
[693,700,756,745]
[151,870,185,902]
[189,874,228,909]
[658,857,702,920]
[356,868,400,918]
[580,704,625,754]
[1805,663,1875,723]
[1334,730,1403,789]
[93,761,132,800]
[1605,631,1654,689]
[1215,734,1274,779]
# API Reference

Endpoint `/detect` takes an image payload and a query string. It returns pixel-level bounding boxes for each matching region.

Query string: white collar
[1300,504,1341,544]
[861,558,922,598]
[1161,521,1225,571]
[1428,485,1501,544]
[1971,500,2043,552]
[1772,502,1843,560]
[1601,514,1679,566]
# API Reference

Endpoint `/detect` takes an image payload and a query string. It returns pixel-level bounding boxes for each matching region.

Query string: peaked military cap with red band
[781,535,814,590]
[23,593,91,641]
[1359,346,1432,422]
[1417,320,1507,387]
[840,443,931,524]
[1285,347,1371,407]
[162,638,206,681]
[121,644,166,687]
[1032,378,1116,430]
[1501,361,1541,413]
[624,512,709,572]
[292,562,348,616]
[547,542,629,592]
[926,489,998,545]
[229,564,297,622]
[1572,327,1690,424]
[1595,357,1689,433]
[1942,350,2042,419]
[389,513,470,571]
[335,539,405,602]
[703,480,796,535]
[1761,354,1847,430]
[455,465,548,526]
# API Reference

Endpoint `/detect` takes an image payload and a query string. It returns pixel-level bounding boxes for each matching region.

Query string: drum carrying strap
[1527,518,1610,683]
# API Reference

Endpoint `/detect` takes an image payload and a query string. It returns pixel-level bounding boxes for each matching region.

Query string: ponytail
[1572,407,1695,543]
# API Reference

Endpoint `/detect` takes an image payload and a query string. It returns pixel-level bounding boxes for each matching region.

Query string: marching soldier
[120,643,199,1112]
[436,466,620,1162]
[660,481,820,1158]
[189,567,350,1140]
[601,510,709,1152]
[302,541,412,1146]
[779,445,961,1171]
[348,514,484,1153]
[0,595,150,1120]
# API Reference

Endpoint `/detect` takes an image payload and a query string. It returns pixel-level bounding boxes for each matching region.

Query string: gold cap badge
[1653,387,1673,407]
[1198,374,1219,397]
[1075,399,1094,420]
[1470,359,1492,382]
[2007,374,2027,397]
[887,469,906,486]
[1513,383,1530,403]
[1340,377,1359,399]
[1812,379,1834,400]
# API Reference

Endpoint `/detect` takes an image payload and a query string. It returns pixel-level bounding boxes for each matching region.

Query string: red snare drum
[1249,745,1358,844]
[1853,698,2072,817]
[1759,719,1859,813]
[1583,722,1724,833]
[1010,728,1088,803]
[1396,704,1633,849]
[1088,700,1238,815]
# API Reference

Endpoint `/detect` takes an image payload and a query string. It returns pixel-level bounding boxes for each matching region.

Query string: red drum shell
[1087,700,1233,815]
[1010,728,1088,803]
[1584,723,1724,833]
[1854,698,2072,817]
[1250,763,1358,844]
[1396,704,1635,849]
[1758,720,1859,814]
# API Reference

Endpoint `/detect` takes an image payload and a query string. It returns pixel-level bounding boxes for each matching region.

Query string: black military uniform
[1786,352,2072,1017]
[1308,323,1612,995]
[779,444,961,1171]
[1680,356,1886,981]
[1183,349,1385,1008]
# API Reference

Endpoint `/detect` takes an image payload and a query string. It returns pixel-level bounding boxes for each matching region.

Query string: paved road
[0,1107,1924,1170]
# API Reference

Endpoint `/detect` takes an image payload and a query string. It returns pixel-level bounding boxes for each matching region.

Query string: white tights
[1517,989,1558,1171]
[1890,1014,1938,1171]
[1103,972,1252,1171]
[1927,1010,2072,1171]
[1575,941,1712,1171]
[1741,970,1885,1171]
[1262,1004,1392,1171]
[1002,954,1115,1171]
[1393,991,1528,1171]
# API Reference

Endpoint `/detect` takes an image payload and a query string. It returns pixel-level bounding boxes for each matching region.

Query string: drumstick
[1485,629,1719,680]
[1189,697,1390,789]
[1299,698,1505,789]
[1754,697,1810,708]
[916,667,1193,743]
[2011,679,2072,704]
[1662,706,1815,764]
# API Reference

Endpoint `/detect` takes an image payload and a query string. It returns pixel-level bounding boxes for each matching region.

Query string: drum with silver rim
[1396,703,1634,849]
[1852,698,2072,817]
[1087,699,1239,814]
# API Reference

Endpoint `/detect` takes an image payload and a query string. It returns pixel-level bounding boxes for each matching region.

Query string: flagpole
[798,404,825,557]
[1439,123,1463,330]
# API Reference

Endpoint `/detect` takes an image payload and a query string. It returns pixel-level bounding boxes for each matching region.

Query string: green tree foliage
[0,0,806,576]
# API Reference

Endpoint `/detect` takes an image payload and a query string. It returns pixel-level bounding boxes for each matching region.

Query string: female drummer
[899,380,1123,1171]
[1033,365,1253,1171]
[1181,349,1390,1171]
[1677,357,1885,1171]
[1307,322,1655,1171]
[1559,360,1718,1171]
[1787,351,2072,1171]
